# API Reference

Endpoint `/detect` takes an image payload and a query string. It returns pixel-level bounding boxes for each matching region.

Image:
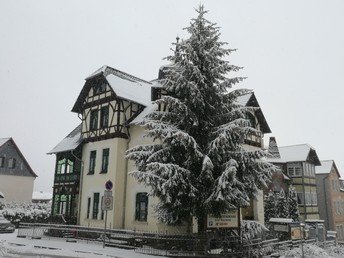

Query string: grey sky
[1,0,344,192]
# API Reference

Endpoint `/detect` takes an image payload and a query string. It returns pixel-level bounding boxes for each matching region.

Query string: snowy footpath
[0,230,162,258]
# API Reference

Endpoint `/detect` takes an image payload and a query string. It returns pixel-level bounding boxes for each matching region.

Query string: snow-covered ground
[1,230,344,258]
[279,243,344,258]
[0,230,163,257]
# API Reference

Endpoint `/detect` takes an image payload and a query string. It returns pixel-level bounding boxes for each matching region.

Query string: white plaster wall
[125,125,188,233]
[0,175,35,202]
[79,138,128,228]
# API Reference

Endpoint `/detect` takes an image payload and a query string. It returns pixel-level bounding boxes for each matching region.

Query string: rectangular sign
[101,196,113,211]
[207,210,239,228]
[104,190,112,197]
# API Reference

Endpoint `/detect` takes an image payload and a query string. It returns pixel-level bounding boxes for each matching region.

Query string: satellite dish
[0,192,4,198]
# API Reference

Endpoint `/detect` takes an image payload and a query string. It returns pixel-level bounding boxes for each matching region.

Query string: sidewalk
[0,230,162,257]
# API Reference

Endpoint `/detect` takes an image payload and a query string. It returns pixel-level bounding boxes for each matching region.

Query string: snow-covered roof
[32,191,52,200]
[48,124,82,154]
[269,218,293,223]
[236,92,271,134]
[0,137,10,147]
[278,144,320,164]
[130,103,158,125]
[236,93,253,106]
[106,73,152,106]
[84,65,107,80]
[72,66,153,113]
[315,160,334,175]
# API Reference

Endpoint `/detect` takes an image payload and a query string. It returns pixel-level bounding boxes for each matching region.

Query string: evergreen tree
[275,189,288,218]
[126,5,276,233]
[288,186,300,221]
[264,190,276,224]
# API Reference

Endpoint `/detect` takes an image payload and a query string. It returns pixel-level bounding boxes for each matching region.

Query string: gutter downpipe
[323,175,330,230]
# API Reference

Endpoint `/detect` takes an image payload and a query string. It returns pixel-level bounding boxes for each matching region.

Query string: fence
[16,223,338,257]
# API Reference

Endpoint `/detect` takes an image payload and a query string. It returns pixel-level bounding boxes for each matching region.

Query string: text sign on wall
[207,210,239,229]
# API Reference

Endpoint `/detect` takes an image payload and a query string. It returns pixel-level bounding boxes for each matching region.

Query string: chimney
[268,137,280,158]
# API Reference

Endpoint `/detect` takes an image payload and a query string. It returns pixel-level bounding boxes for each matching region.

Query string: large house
[0,137,37,202]
[315,160,344,240]
[268,142,321,221]
[49,65,272,232]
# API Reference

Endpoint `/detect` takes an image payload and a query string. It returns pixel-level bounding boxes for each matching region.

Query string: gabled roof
[0,137,37,177]
[48,124,83,154]
[278,144,321,165]
[315,160,340,178]
[72,65,152,113]
[236,92,271,134]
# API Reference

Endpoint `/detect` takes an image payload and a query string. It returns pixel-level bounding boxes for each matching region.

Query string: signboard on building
[207,210,239,229]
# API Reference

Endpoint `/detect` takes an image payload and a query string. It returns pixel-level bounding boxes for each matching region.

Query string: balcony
[245,131,263,148]
[54,173,80,183]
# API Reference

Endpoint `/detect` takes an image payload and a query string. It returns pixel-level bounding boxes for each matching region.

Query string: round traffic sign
[105,180,113,190]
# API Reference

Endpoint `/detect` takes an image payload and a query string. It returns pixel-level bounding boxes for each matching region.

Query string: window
[135,192,148,221]
[287,163,302,177]
[93,82,106,95]
[57,159,74,174]
[87,197,91,219]
[8,158,16,169]
[101,148,109,173]
[297,192,304,205]
[311,192,317,205]
[100,106,109,128]
[93,193,100,219]
[90,109,98,131]
[88,151,96,174]
[0,157,4,168]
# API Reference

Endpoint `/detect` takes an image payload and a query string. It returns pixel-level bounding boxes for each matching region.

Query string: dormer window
[93,82,106,95]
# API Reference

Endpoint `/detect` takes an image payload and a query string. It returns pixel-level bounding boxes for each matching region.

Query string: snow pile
[280,244,344,258]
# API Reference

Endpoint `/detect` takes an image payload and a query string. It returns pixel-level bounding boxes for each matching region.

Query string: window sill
[87,172,95,175]
[132,220,148,225]
[100,171,108,174]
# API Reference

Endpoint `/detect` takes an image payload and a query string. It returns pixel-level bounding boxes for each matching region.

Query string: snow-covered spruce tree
[264,190,276,224]
[126,5,276,234]
[275,189,289,218]
[288,186,300,221]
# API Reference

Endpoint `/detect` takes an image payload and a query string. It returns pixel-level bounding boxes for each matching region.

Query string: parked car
[0,214,15,233]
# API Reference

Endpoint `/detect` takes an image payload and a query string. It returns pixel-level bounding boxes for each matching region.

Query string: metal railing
[16,223,338,257]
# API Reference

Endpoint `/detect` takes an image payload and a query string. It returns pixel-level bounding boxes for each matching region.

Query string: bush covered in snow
[0,201,51,224]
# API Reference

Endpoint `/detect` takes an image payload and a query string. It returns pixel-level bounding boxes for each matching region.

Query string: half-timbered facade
[50,65,273,232]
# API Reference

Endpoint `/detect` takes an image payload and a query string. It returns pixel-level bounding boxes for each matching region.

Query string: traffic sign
[105,180,113,190]
[102,196,113,210]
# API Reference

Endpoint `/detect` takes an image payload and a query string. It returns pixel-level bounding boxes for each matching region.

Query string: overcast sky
[1,0,344,193]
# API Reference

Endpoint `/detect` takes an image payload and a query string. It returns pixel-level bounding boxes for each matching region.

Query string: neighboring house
[315,160,344,240]
[0,138,37,202]
[49,65,272,232]
[268,142,321,221]
[32,191,53,204]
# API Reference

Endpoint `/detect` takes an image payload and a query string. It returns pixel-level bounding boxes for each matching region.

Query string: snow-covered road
[0,230,162,257]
